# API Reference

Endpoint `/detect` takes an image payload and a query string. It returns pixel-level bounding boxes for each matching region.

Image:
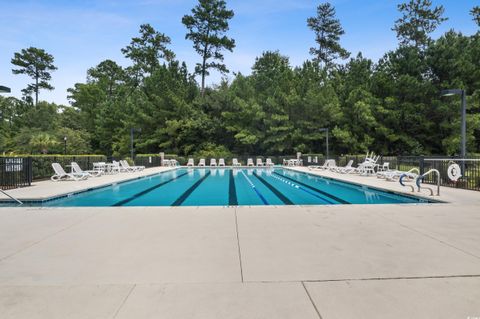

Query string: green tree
[121,24,174,81]
[392,0,447,50]
[182,0,235,96]
[472,6,480,27]
[11,47,57,106]
[29,132,59,154]
[307,2,350,66]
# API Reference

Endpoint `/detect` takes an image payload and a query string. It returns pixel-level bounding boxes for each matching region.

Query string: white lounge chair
[309,159,335,170]
[120,160,145,172]
[71,162,102,177]
[265,158,274,166]
[187,158,194,167]
[210,158,217,167]
[218,158,225,167]
[118,160,133,172]
[247,158,254,167]
[379,168,419,181]
[232,158,241,166]
[256,158,264,166]
[111,161,127,172]
[198,159,206,167]
[51,163,89,181]
[335,160,354,173]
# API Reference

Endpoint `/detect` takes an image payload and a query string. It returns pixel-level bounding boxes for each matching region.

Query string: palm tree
[29,133,59,154]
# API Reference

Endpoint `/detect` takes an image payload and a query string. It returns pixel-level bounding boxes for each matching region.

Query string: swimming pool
[2,168,432,207]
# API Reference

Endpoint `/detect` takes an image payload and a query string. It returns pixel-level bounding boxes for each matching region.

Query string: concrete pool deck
[0,167,479,318]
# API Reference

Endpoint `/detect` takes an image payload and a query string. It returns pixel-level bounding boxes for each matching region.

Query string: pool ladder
[0,189,23,205]
[416,169,440,196]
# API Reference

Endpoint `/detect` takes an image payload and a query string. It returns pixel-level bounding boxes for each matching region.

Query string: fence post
[27,157,32,186]
[419,156,425,175]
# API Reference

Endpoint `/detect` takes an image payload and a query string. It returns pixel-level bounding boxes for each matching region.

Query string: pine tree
[11,47,57,106]
[307,3,350,67]
[182,0,235,96]
[471,6,480,27]
[393,0,447,50]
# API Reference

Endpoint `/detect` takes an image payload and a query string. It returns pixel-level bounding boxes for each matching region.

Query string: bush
[193,143,232,159]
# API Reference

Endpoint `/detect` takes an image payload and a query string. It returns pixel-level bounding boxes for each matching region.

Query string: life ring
[447,163,462,182]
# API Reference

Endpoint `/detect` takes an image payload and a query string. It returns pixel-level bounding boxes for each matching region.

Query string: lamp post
[441,89,467,175]
[0,85,11,93]
[63,136,67,155]
[130,128,142,161]
[441,89,467,173]
[319,128,329,159]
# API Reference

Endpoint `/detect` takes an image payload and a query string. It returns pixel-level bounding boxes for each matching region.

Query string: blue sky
[0,0,477,105]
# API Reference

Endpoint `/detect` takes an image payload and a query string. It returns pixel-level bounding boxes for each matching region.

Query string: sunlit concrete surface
[0,167,479,318]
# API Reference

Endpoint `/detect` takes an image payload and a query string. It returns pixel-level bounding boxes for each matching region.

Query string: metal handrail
[398,168,419,192]
[0,189,23,205]
[416,169,440,196]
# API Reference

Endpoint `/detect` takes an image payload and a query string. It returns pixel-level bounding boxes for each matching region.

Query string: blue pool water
[2,168,432,207]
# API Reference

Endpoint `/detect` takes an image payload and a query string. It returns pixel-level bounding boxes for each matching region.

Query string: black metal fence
[2,154,480,192]
[397,156,480,191]
[135,156,162,168]
[0,157,32,190]
[301,154,480,192]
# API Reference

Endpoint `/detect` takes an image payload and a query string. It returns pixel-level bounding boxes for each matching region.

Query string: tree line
[1,0,479,158]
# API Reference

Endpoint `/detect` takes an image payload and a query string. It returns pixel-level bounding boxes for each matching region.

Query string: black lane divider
[172,171,211,206]
[229,170,238,206]
[252,171,294,205]
[112,172,189,206]
[273,172,350,204]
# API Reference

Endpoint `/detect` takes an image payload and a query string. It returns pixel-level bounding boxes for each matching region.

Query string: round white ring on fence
[447,163,462,182]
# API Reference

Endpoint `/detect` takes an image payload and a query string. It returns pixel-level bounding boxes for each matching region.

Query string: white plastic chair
[187,158,194,166]
[247,158,254,167]
[198,159,206,167]
[218,158,225,166]
[210,159,217,167]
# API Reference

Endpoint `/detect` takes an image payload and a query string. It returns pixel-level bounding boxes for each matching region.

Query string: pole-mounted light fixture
[130,128,142,161]
[319,128,329,160]
[0,85,11,93]
[441,89,467,173]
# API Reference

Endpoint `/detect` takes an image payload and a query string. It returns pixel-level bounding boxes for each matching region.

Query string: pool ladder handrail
[0,189,23,205]
[398,168,420,192]
[416,169,440,196]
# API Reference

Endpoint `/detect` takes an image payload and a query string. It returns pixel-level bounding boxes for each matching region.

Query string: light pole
[319,128,329,159]
[0,86,11,93]
[441,89,467,173]
[130,128,142,161]
[63,136,67,155]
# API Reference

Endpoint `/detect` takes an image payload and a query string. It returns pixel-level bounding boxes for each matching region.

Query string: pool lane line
[273,172,350,204]
[240,170,268,205]
[229,169,238,206]
[112,172,189,206]
[270,173,335,205]
[252,171,294,205]
[172,171,211,206]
